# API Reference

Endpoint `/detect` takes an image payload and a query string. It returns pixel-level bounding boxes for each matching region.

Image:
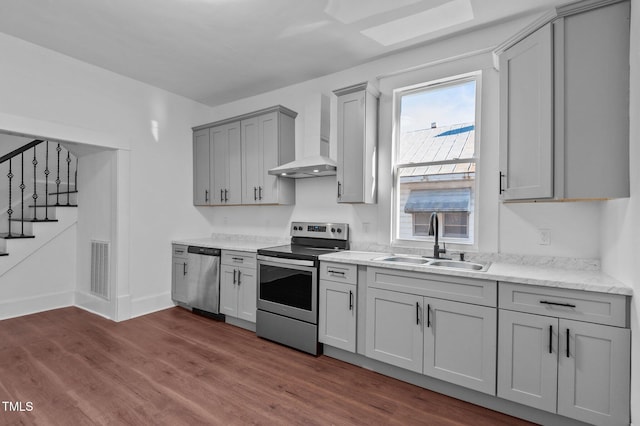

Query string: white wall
[0,32,213,318]
[600,0,639,420]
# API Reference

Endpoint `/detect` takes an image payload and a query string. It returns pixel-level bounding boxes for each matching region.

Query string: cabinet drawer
[222,250,257,267]
[172,244,188,259]
[499,282,628,327]
[368,267,496,307]
[320,262,357,284]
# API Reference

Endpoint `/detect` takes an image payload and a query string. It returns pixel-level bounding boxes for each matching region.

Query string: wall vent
[90,240,110,300]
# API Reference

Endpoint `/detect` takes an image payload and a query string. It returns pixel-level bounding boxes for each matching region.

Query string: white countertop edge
[318,251,632,296]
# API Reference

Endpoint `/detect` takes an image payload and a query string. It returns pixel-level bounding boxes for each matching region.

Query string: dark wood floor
[0,307,535,425]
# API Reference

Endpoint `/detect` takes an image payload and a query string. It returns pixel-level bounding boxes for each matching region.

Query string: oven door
[256,255,318,324]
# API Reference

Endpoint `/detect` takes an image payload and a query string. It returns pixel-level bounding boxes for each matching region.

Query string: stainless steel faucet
[428,212,447,259]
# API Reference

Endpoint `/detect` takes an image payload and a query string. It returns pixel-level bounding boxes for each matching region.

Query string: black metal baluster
[66,151,71,205]
[7,158,13,237]
[20,153,25,236]
[32,146,38,221]
[44,142,50,220]
[55,143,61,206]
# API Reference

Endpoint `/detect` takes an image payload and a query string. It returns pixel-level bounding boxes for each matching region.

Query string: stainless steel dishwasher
[173,245,222,319]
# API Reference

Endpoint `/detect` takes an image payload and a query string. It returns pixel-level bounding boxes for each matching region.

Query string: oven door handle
[257,255,316,268]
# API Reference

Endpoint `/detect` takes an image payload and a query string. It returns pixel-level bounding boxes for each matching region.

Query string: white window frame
[391,72,482,250]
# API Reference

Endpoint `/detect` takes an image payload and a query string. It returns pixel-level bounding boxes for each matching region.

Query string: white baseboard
[0,290,74,320]
[74,291,115,320]
[129,291,173,319]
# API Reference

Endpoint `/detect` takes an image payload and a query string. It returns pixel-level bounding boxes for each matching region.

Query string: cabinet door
[497,310,558,413]
[211,123,241,205]
[172,258,189,304]
[557,319,630,426]
[241,116,261,204]
[193,128,211,205]
[423,298,496,395]
[319,280,356,352]
[236,266,256,323]
[258,112,278,204]
[219,265,238,317]
[336,90,365,203]
[365,288,422,373]
[499,23,554,200]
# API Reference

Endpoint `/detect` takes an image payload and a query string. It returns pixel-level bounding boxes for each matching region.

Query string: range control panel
[290,222,349,240]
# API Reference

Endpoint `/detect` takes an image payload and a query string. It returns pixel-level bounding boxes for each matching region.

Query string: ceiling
[0,0,574,107]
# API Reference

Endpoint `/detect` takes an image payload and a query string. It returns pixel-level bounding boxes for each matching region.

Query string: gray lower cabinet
[171,244,189,304]
[365,267,497,394]
[498,283,631,426]
[319,262,358,353]
[219,251,257,322]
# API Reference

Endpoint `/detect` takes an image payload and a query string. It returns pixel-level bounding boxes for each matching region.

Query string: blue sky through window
[400,80,476,133]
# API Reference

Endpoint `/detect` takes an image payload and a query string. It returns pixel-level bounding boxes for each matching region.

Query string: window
[394,75,478,244]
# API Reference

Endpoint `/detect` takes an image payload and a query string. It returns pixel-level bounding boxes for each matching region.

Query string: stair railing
[0,140,78,238]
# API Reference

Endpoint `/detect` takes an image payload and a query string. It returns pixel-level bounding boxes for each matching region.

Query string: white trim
[0,290,74,320]
[129,291,174,319]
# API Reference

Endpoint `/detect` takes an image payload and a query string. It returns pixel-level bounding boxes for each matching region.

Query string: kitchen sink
[428,260,489,271]
[373,255,490,271]
[374,256,430,265]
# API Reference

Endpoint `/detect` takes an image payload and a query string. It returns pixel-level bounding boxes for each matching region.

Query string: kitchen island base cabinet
[498,309,631,426]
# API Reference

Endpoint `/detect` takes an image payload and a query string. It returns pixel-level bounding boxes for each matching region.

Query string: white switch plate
[539,229,551,245]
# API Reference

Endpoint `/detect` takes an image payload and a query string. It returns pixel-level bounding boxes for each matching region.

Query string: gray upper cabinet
[193,128,211,205]
[334,82,379,204]
[192,105,296,206]
[498,24,554,200]
[497,0,630,201]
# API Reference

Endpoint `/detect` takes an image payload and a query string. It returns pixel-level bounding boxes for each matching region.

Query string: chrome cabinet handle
[337,181,341,198]
[499,171,505,194]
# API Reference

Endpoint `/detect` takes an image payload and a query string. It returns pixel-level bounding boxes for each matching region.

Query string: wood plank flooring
[0,307,536,425]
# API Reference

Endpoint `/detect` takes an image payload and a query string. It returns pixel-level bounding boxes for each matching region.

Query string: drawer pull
[232,257,244,263]
[540,300,576,308]
[327,269,345,276]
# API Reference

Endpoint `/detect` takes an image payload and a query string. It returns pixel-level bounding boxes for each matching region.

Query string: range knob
[293,226,299,231]
[331,228,336,233]
[337,228,342,234]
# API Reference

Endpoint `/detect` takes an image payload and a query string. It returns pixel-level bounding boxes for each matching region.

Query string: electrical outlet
[539,229,551,245]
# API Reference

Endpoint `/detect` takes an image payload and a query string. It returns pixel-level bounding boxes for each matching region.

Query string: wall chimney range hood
[268,93,336,179]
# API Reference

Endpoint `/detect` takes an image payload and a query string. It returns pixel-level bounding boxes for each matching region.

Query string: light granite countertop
[319,251,632,296]
[172,235,288,253]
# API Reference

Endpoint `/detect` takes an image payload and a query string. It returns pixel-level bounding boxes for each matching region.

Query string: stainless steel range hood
[268,93,336,179]
[268,154,336,178]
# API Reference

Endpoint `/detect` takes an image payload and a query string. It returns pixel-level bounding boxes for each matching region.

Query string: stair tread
[9,218,59,223]
[0,233,35,239]
[48,190,79,195]
[28,204,78,208]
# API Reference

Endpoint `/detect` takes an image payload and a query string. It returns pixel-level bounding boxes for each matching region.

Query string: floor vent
[90,240,110,300]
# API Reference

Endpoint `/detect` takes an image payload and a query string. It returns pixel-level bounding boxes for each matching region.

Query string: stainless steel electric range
[256,222,349,355]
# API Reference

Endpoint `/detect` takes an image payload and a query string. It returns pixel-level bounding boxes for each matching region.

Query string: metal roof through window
[404,188,471,213]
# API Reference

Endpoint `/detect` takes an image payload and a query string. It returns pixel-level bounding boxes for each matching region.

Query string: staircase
[0,139,78,265]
